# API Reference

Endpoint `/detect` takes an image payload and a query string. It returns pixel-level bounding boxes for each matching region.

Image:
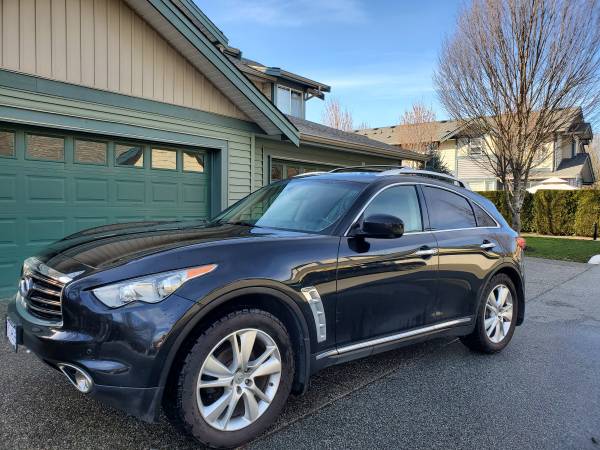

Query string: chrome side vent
[301,287,327,343]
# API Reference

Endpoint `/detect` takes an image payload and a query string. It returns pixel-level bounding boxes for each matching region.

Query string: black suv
[5,167,525,448]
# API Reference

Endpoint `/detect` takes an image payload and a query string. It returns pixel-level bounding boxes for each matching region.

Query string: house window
[75,140,108,165]
[152,148,177,170]
[469,137,484,156]
[0,131,15,157]
[270,159,331,182]
[26,134,65,161]
[115,144,144,167]
[183,151,205,173]
[276,85,304,118]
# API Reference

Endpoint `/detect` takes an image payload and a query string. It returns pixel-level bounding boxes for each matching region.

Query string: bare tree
[435,0,600,231]
[398,102,439,153]
[322,98,354,132]
[398,102,449,173]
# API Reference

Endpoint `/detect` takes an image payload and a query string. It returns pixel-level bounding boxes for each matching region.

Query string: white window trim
[275,85,305,118]
[468,137,485,156]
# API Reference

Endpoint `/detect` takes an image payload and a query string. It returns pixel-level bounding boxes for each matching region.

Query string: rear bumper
[6,293,196,422]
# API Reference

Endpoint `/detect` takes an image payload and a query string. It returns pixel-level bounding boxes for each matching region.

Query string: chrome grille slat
[31,283,61,298]
[21,263,66,322]
[29,296,61,307]
[26,302,63,316]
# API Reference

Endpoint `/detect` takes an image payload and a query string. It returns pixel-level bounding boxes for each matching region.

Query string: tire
[460,274,518,353]
[165,308,295,449]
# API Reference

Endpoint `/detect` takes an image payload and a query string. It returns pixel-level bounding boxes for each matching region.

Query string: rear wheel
[461,274,517,353]
[167,309,294,448]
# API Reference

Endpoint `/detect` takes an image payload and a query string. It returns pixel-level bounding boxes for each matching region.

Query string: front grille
[23,271,65,322]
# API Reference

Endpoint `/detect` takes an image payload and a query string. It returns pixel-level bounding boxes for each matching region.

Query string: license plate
[6,317,17,352]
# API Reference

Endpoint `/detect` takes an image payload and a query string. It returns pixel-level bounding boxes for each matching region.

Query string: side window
[423,186,476,230]
[363,185,423,232]
[472,202,497,227]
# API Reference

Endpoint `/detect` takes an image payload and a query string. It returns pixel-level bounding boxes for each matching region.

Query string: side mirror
[354,214,404,239]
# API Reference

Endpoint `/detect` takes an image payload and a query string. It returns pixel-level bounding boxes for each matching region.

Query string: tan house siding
[438,140,456,172]
[0,0,249,121]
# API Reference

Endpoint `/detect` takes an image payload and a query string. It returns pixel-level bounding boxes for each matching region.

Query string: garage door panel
[0,174,17,202]
[152,182,178,202]
[0,259,19,294]
[75,178,110,202]
[27,175,66,202]
[73,217,109,232]
[0,219,18,246]
[27,218,67,245]
[182,183,208,204]
[115,180,146,202]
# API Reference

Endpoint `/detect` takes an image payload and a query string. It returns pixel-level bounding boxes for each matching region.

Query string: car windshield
[212,178,365,233]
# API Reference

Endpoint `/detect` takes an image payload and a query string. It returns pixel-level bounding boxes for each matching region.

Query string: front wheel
[167,309,295,448]
[461,274,518,353]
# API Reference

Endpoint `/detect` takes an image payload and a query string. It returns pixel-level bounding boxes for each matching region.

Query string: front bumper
[6,292,197,422]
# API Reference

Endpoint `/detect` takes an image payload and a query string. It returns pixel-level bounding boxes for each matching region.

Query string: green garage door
[0,126,211,297]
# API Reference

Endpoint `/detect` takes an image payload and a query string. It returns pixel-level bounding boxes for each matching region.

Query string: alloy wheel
[484,284,513,344]
[196,328,282,431]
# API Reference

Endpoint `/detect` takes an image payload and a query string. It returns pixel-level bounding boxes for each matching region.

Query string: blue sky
[198,0,462,128]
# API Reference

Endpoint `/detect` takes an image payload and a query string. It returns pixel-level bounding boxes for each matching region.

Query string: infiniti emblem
[19,276,33,298]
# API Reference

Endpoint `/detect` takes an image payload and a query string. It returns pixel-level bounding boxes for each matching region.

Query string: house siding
[0,0,249,121]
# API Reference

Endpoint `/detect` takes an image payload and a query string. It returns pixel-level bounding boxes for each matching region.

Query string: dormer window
[276,85,304,118]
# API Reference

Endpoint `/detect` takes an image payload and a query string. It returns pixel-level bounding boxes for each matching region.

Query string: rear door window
[423,186,476,230]
[363,185,423,232]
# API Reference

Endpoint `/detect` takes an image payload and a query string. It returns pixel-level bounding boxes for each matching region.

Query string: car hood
[38,220,311,271]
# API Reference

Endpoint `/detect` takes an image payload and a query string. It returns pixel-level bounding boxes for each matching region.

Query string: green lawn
[525,236,600,263]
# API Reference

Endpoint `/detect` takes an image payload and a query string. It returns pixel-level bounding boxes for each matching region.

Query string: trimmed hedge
[475,190,600,237]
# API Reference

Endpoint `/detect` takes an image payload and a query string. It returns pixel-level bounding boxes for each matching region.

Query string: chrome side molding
[316,317,472,360]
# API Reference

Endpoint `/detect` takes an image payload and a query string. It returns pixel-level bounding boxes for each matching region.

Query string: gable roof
[529,153,593,181]
[288,116,427,161]
[355,120,463,148]
[125,0,300,145]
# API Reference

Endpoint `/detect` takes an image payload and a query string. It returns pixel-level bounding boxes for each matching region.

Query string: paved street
[1,257,599,449]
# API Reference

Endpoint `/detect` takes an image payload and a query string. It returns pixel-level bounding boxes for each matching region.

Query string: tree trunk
[506,177,525,233]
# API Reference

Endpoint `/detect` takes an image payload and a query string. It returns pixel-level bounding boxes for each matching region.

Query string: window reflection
[152,148,176,170]
[116,144,144,167]
[183,151,204,172]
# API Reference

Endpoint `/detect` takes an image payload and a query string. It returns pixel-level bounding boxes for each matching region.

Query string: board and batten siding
[0,0,249,121]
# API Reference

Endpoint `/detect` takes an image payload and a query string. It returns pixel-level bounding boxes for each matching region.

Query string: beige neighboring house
[356,109,595,191]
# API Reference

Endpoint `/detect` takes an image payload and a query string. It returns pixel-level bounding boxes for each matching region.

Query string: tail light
[516,237,527,250]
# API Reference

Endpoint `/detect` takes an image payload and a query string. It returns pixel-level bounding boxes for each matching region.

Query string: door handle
[413,248,439,257]
[480,241,496,250]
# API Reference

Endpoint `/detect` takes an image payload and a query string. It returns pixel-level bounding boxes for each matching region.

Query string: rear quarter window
[472,202,497,227]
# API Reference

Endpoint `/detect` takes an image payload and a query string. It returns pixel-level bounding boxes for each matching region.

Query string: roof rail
[292,171,329,178]
[329,165,405,173]
[379,168,468,188]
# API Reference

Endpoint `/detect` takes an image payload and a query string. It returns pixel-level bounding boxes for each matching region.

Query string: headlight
[92,264,217,308]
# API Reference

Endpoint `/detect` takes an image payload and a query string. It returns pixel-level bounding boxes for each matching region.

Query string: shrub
[532,190,578,235]
[475,189,598,236]
[574,190,600,237]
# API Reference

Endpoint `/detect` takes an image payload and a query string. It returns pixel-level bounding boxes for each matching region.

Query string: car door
[335,184,439,348]
[421,185,502,324]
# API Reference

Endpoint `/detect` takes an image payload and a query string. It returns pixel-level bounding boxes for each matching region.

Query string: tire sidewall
[476,274,518,352]
[178,310,294,448]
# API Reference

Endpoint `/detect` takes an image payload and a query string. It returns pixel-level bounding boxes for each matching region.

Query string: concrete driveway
[1,257,599,449]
